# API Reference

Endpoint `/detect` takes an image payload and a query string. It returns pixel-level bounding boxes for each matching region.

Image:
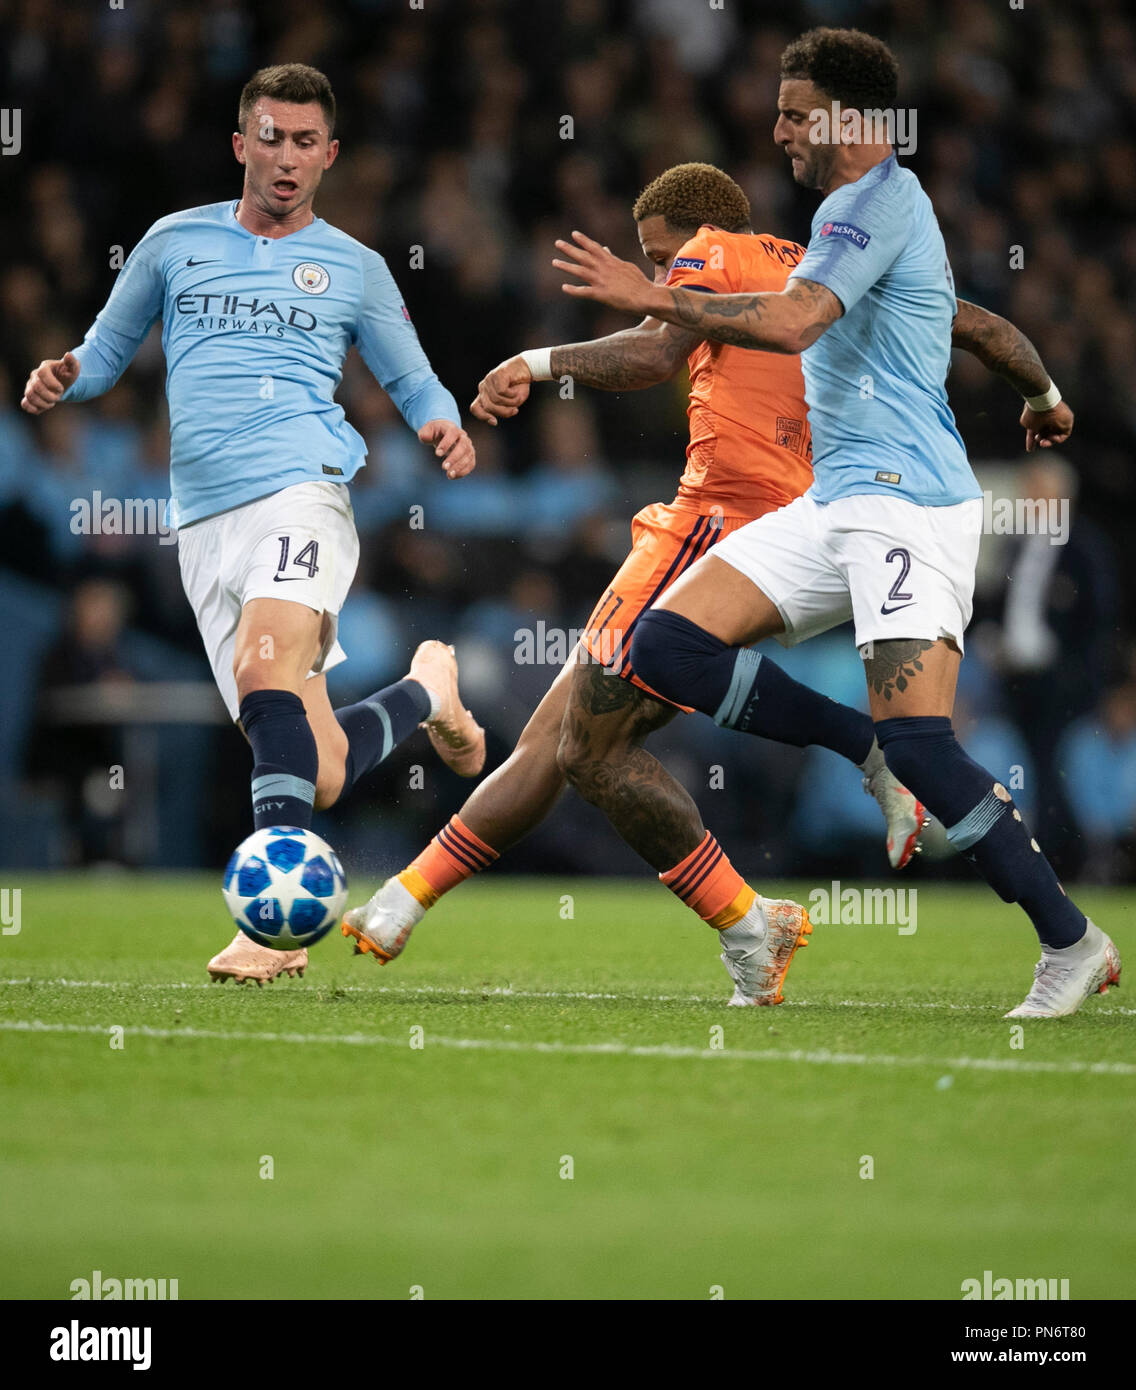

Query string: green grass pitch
[1,875,1133,1301]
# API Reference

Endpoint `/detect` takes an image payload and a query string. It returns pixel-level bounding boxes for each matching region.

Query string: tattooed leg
[861,637,960,718]
[556,659,705,871]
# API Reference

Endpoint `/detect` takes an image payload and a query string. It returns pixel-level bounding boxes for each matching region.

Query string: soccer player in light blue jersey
[20,64,487,983]
[552,27,1121,1019]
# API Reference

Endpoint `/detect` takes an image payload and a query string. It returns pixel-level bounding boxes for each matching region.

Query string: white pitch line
[0,976,1132,1015]
[1,1018,1133,1076]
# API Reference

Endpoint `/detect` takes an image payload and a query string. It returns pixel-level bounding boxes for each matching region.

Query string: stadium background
[2,0,1133,888]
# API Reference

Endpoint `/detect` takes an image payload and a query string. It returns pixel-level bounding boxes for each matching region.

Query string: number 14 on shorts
[274,535,320,582]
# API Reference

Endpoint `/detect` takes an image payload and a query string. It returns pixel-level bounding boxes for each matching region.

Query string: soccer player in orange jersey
[341,163,928,1003]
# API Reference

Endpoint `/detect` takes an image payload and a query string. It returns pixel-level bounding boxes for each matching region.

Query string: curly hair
[632,163,751,235]
[780,28,898,112]
[238,64,336,137]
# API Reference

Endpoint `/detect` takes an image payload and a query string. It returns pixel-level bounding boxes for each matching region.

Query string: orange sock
[659,831,756,929]
[398,815,499,910]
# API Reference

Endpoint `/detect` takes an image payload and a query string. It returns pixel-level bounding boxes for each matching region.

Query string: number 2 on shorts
[885,547,912,601]
[879,546,914,615]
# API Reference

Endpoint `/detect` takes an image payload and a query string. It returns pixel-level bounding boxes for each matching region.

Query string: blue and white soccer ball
[222,826,348,950]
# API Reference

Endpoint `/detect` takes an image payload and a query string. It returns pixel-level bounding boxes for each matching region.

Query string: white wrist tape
[1025,382,1061,412]
[520,348,554,382]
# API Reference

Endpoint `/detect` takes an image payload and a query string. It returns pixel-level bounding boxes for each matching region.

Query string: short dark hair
[238,63,336,137]
[632,163,751,235]
[780,28,898,112]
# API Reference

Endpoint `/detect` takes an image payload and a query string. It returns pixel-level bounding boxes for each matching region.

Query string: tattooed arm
[952,298,1074,452]
[951,299,1050,396]
[553,230,843,353]
[648,276,843,353]
[470,319,698,424]
[550,320,699,389]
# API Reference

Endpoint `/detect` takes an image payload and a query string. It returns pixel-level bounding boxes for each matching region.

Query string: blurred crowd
[1,0,1134,877]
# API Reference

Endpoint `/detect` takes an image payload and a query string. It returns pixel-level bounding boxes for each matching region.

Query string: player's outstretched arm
[24,228,164,414]
[952,299,1074,452]
[951,299,1049,393]
[20,352,80,414]
[552,320,699,389]
[470,321,698,425]
[553,231,842,354]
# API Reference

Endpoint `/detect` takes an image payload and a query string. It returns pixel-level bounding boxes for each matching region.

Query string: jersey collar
[229,199,323,241]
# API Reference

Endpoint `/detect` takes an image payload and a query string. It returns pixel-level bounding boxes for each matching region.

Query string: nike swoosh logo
[272,575,310,583]
[880,601,916,615]
[186,257,219,267]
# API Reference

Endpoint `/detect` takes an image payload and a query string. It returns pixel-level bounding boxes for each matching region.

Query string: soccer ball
[222,826,348,950]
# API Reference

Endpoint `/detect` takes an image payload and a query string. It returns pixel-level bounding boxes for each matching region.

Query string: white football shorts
[711,490,984,654]
[178,480,360,720]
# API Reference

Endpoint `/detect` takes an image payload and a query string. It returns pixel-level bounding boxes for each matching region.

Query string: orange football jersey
[665,226,813,515]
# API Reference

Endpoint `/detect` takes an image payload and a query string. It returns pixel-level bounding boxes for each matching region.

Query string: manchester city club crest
[292,262,330,294]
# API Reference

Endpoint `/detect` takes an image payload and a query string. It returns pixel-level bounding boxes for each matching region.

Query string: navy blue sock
[875,716,1086,948]
[631,609,874,764]
[239,689,318,829]
[333,677,432,802]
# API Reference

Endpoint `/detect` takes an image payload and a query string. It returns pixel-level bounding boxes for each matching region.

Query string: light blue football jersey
[788,155,980,507]
[62,201,460,527]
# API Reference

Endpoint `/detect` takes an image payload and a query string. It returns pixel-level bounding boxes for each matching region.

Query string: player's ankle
[414,681,442,720]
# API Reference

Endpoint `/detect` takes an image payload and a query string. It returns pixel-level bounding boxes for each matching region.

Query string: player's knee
[233,648,301,700]
[630,609,724,708]
[558,750,606,805]
[233,654,264,699]
[233,638,272,694]
[555,726,600,796]
[233,626,318,699]
[556,726,634,805]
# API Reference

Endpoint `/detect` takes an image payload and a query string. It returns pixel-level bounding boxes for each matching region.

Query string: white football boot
[1004,921,1122,1019]
[341,877,426,964]
[861,740,927,869]
[720,896,812,1006]
[207,931,307,985]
